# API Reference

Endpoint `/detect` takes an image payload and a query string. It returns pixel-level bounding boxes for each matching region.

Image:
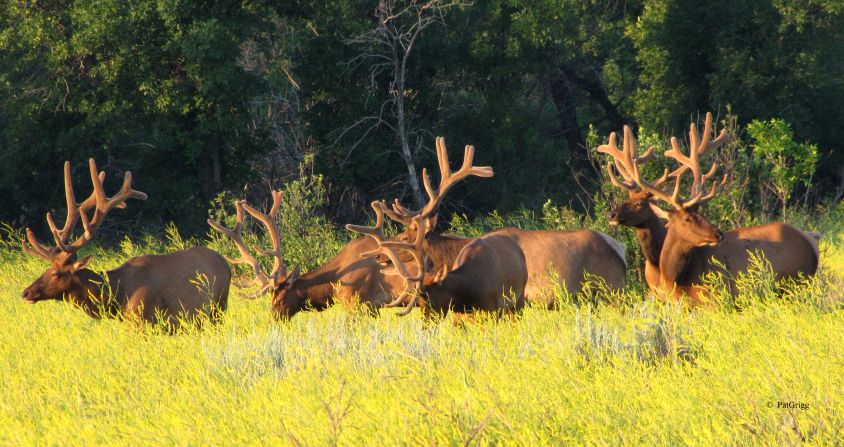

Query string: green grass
[1,219,843,446]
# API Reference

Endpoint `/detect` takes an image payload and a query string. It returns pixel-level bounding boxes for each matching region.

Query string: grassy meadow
[1,208,843,446]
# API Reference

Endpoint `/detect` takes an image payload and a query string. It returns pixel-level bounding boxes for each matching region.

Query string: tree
[342,0,464,209]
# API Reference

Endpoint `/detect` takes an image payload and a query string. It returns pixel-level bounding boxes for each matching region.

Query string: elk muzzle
[21,284,42,304]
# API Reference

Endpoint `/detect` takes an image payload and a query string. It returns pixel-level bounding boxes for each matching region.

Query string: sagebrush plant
[1,201,843,444]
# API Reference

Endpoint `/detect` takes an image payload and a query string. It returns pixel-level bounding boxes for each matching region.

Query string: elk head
[374,137,492,263]
[602,112,730,247]
[208,191,302,319]
[21,159,148,308]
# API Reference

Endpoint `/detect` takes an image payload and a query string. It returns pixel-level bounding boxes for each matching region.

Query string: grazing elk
[348,201,528,318]
[22,159,231,324]
[208,191,407,319]
[599,113,819,304]
[375,138,627,309]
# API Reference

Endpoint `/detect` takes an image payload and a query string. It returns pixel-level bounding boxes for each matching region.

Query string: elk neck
[286,270,333,309]
[70,268,123,318]
[658,229,700,287]
[635,215,667,268]
[426,233,472,269]
[423,270,475,313]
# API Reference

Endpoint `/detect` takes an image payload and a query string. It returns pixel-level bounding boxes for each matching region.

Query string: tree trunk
[197,146,222,205]
[560,63,627,131]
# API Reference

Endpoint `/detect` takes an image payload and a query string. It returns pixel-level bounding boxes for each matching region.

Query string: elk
[599,113,820,304]
[374,138,627,309]
[208,191,407,319]
[348,201,528,318]
[22,159,231,324]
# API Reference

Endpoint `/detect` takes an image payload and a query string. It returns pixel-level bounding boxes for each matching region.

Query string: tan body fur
[659,221,819,305]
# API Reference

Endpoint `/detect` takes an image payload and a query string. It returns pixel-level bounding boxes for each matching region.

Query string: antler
[208,190,290,298]
[661,112,730,208]
[597,126,677,191]
[388,137,493,226]
[23,159,148,260]
[609,112,730,209]
[346,201,426,316]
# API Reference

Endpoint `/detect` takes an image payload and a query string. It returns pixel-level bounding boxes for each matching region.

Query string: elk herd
[20,114,821,326]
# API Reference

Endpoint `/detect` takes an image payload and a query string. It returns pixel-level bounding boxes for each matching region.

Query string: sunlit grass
[0,219,842,445]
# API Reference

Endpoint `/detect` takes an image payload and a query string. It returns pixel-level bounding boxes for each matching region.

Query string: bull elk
[22,159,231,324]
[372,138,627,309]
[208,191,409,319]
[348,201,528,317]
[599,113,819,304]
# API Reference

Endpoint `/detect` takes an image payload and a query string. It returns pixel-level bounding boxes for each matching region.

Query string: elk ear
[286,266,301,284]
[648,203,671,220]
[69,255,93,272]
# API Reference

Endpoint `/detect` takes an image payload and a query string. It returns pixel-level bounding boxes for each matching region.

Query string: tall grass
[1,205,842,445]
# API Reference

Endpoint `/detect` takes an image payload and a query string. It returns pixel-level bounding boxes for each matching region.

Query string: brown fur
[419,228,527,317]
[22,247,231,324]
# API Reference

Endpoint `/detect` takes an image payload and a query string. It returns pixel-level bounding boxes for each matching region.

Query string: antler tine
[208,200,274,296]
[22,228,55,260]
[71,159,147,252]
[240,190,288,285]
[597,131,635,190]
[694,112,731,156]
[414,138,493,220]
[378,214,427,315]
[44,161,80,251]
[597,126,659,191]
[383,199,413,225]
[685,173,728,208]
[630,151,685,209]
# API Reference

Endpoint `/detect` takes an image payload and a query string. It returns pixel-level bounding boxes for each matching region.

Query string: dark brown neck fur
[70,269,122,318]
[426,233,472,270]
[635,216,667,267]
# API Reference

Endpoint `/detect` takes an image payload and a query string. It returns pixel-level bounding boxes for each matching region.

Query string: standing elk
[348,201,528,318]
[598,113,819,304]
[21,159,231,324]
[373,137,627,309]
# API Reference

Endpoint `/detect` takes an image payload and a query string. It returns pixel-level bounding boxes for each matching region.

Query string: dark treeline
[2,0,842,236]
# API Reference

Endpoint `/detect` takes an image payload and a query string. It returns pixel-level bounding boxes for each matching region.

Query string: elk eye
[684,216,691,223]
[50,271,61,279]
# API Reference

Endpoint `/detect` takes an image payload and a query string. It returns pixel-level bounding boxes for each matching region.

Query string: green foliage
[748,118,820,213]
[1,1,842,237]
